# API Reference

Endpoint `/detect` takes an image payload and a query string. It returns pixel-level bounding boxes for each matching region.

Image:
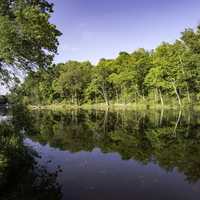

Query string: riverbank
[27,102,199,112]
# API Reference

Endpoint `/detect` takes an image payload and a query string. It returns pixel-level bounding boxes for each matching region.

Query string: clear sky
[49,0,200,64]
[1,0,200,95]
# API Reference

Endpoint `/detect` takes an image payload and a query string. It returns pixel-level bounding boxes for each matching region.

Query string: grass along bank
[27,101,200,112]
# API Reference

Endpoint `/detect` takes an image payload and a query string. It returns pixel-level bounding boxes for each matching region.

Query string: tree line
[13,25,200,107]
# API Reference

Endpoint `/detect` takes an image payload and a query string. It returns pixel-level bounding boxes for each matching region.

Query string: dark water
[1,107,200,200]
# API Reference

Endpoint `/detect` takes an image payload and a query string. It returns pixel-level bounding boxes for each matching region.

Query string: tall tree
[0,0,61,85]
[87,59,114,105]
[53,61,92,104]
[145,42,189,106]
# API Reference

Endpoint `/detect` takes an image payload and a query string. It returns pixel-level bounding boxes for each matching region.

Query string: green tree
[87,59,114,105]
[0,0,61,84]
[180,27,200,101]
[145,42,189,106]
[53,61,93,104]
[108,52,135,104]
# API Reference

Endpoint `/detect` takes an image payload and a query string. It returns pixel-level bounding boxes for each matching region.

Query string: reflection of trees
[17,108,200,183]
[0,107,62,200]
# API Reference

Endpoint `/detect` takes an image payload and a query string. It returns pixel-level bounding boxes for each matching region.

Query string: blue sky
[49,0,200,64]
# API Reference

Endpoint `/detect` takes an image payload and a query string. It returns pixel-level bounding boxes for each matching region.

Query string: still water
[1,107,200,200]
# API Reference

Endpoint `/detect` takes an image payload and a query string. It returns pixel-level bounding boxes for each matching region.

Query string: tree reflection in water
[21,108,200,183]
[0,107,62,200]
[1,106,200,199]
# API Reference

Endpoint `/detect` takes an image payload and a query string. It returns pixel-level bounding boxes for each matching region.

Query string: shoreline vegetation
[28,101,200,112]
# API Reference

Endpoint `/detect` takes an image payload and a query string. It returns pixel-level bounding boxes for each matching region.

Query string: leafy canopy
[0,0,61,84]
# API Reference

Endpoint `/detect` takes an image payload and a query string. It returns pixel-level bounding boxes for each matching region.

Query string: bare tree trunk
[103,92,109,106]
[99,86,109,106]
[158,88,164,107]
[172,82,182,107]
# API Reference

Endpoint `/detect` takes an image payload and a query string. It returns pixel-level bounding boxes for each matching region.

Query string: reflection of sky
[25,138,200,200]
[49,0,200,64]
[0,86,8,95]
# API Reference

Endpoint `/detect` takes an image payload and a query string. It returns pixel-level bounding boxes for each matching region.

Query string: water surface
[1,107,200,200]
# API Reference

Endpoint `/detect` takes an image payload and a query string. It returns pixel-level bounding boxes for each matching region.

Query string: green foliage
[53,61,92,104]
[0,0,61,85]
[12,24,200,106]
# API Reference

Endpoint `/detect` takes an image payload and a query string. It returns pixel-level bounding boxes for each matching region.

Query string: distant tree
[130,49,152,99]
[180,26,200,100]
[87,59,114,105]
[145,42,191,106]
[53,61,92,104]
[109,50,152,103]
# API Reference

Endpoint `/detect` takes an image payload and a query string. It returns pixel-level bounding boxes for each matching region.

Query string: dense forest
[12,25,200,107]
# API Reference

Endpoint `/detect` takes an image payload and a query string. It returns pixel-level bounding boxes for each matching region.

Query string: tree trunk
[101,87,109,106]
[104,93,109,106]
[158,88,164,107]
[172,82,182,107]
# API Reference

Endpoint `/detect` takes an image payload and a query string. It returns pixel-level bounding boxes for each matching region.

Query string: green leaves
[51,61,93,104]
[11,23,200,106]
[0,0,61,84]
